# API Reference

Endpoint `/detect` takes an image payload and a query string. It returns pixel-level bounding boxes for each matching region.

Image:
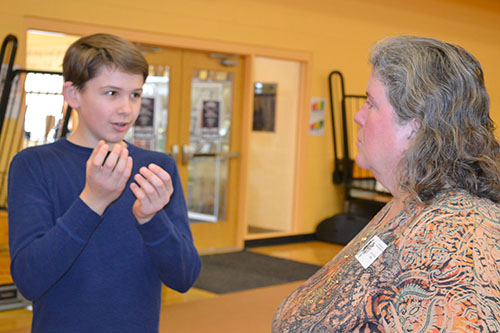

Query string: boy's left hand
[130,163,173,224]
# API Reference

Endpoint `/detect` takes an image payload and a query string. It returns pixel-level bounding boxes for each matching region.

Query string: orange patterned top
[273,191,500,332]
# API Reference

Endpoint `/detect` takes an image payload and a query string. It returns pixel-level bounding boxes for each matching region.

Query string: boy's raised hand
[80,140,133,215]
[130,164,173,224]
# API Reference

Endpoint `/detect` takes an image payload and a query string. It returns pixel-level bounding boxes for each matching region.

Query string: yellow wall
[2,0,500,233]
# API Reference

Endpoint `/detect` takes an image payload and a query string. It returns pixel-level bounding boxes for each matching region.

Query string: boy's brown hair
[63,33,149,89]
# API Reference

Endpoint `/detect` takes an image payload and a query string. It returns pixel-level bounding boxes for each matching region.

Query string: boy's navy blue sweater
[8,139,201,332]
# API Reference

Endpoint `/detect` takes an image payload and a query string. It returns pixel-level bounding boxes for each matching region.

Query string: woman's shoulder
[425,190,500,219]
[401,191,500,253]
[411,190,500,242]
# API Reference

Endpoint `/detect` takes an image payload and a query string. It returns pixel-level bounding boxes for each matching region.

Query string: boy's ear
[62,82,80,109]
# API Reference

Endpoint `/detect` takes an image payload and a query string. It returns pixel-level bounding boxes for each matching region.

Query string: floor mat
[193,250,321,294]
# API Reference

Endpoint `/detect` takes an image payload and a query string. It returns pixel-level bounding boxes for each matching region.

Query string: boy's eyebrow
[100,85,123,90]
[100,85,143,92]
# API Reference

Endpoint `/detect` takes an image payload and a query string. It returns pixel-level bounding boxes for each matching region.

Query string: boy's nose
[118,98,134,115]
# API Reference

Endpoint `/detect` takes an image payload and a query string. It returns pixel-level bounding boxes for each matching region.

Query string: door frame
[24,17,312,250]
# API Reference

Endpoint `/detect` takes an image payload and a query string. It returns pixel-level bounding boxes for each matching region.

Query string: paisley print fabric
[272,192,500,332]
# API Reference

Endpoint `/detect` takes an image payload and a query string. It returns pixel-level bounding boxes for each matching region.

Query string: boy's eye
[131,92,142,99]
[106,91,117,96]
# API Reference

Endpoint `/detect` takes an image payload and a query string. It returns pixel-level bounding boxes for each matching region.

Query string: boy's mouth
[112,122,130,131]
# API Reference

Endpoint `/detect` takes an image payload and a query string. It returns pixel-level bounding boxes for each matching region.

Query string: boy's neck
[67,135,127,149]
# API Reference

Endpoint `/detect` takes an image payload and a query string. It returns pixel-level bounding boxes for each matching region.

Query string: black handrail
[328,70,366,185]
[328,71,343,184]
[0,69,67,209]
[0,35,18,137]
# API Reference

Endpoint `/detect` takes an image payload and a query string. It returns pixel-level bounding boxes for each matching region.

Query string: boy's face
[64,65,144,147]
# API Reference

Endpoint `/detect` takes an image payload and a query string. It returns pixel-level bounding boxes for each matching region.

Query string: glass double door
[133,47,243,251]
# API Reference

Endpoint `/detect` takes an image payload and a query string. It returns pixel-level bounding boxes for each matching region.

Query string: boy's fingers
[134,173,157,201]
[90,141,109,167]
[148,164,172,187]
[113,147,130,174]
[146,165,173,200]
[130,165,174,222]
[91,140,106,157]
[130,178,146,199]
[139,167,164,190]
[140,166,173,202]
[102,144,123,170]
[119,156,133,184]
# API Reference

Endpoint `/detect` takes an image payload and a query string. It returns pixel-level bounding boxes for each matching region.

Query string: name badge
[355,235,388,269]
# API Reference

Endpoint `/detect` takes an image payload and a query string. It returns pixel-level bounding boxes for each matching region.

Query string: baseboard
[244,233,316,248]
[0,284,30,311]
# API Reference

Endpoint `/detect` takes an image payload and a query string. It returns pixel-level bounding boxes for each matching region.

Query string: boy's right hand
[80,140,133,215]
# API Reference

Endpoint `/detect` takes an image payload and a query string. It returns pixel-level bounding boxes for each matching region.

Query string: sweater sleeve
[135,159,201,293]
[7,153,103,301]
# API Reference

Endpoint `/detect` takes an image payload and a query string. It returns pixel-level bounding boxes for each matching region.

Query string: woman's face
[353,71,414,193]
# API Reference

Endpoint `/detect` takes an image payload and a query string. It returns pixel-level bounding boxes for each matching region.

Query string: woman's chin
[354,155,366,170]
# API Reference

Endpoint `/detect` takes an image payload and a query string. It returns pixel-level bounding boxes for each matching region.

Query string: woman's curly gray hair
[370,36,500,204]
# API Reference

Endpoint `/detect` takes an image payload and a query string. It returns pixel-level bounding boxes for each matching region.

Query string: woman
[273,36,500,332]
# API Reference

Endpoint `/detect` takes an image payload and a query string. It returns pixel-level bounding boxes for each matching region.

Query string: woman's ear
[407,118,421,140]
[62,82,80,109]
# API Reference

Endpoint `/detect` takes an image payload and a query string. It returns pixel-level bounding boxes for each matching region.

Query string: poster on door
[133,96,155,149]
[201,99,220,138]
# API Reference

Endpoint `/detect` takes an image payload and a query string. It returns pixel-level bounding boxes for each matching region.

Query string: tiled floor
[0,240,343,332]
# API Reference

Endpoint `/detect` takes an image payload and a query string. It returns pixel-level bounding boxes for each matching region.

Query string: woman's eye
[131,92,142,99]
[106,91,116,96]
[366,100,376,110]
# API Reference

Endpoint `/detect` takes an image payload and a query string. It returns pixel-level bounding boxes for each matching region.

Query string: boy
[7,33,201,332]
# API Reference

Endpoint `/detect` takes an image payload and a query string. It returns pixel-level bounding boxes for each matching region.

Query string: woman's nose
[354,101,370,126]
[353,108,364,126]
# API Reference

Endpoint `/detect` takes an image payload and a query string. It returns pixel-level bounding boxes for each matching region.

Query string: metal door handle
[192,152,240,159]
[181,144,240,165]
[182,144,195,165]
[169,144,180,161]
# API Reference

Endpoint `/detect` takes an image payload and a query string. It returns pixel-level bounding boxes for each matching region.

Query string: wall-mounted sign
[309,97,325,136]
[252,82,277,132]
